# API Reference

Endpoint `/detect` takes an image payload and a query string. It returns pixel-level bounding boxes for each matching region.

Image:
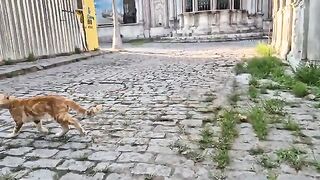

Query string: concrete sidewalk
[0,51,110,80]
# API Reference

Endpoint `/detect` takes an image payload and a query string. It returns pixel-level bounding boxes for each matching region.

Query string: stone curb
[0,51,111,80]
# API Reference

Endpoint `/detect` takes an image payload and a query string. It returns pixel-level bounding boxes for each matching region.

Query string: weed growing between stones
[262,99,285,115]
[0,172,16,180]
[249,147,265,155]
[3,58,13,65]
[276,147,307,171]
[295,64,320,86]
[259,154,279,169]
[292,82,308,97]
[169,141,204,162]
[282,118,300,133]
[248,107,268,140]
[228,93,240,106]
[213,110,239,169]
[27,53,36,62]
[74,47,82,54]
[249,85,259,99]
[199,126,215,149]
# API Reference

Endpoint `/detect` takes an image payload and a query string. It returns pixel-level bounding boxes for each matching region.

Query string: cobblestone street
[0,41,319,180]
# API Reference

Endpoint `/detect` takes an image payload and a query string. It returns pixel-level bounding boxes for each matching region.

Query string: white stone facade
[98,0,273,43]
[272,0,320,70]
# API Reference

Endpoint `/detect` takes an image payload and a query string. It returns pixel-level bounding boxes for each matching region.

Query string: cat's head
[0,94,15,108]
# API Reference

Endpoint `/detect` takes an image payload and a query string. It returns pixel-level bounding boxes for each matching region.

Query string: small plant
[3,58,13,65]
[283,119,300,132]
[229,93,240,105]
[27,53,36,62]
[263,99,285,115]
[249,85,259,99]
[213,110,239,169]
[246,56,283,79]
[313,160,320,172]
[170,141,204,162]
[267,171,278,180]
[248,107,268,140]
[199,126,215,149]
[295,64,320,86]
[292,82,308,97]
[213,149,230,169]
[256,42,275,57]
[234,62,247,75]
[276,147,307,171]
[249,77,259,87]
[75,47,82,54]
[259,154,279,169]
[249,147,265,155]
[203,96,215,102]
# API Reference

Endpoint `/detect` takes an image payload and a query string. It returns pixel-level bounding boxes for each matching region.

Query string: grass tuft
[75,47,82,54]
[263,99,285,115]
[27,53,36,62]
[246,56,283,79]
[259,154,279,169]
[292,82,308,97]
[249,147,265,155]
[248,107,268,140]
[276,147,307,171]
[234,62,247,75]
[199,126,215,149]
[295,64,320,86]
[249,86,259,99]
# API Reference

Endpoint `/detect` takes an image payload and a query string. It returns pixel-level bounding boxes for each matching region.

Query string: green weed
[259,154,279,169]
[249,86,259,99]
[263,99,285,115]
[276,147,307,171]
[248,107,268,140]
[27,53,36,62]
[246,56,283,79]
[295,64,320,86]
[292,82,308,97]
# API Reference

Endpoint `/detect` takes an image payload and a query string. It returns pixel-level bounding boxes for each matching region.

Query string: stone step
[156,32,270,43]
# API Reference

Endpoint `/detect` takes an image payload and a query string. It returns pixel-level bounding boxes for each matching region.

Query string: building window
[234,0,241,9]
[123,0,136,24]
[217,0,229,9]
[185,0,193,12]
[198,0,210,11]
[77,0,83,9]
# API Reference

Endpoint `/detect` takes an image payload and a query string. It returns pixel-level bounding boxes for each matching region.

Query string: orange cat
[0,94,102,138]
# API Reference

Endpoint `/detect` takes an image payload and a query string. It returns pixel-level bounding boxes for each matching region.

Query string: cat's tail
[65,100,103,116]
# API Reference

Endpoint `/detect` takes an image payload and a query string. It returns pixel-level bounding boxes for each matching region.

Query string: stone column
[143,0,152,37]
[138,0,144,23]
[165,0,170,27]
[211,0,216,10]
[287,0,305,69]
[307,0,320,61]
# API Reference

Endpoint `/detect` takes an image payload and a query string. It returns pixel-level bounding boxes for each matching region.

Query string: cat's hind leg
[34,120,49,134]
[7,121,23,138]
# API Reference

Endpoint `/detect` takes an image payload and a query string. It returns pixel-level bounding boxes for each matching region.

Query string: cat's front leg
[7,122,23,138]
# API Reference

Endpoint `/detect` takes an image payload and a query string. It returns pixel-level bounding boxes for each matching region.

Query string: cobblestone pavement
[0,41,316,180]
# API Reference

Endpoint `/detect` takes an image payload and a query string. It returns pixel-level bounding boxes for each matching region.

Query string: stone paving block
[26,149,59,158]
[54,149,93,160]
[131,163,172,177]
[172,167,195,179]
[93,162,111,172]
[117,152,154,163]
[180,120,203,127]
[147,145,176,154]
[59,142,87,149]
[32,140,63,148]
[277,174,313,180]
[23,159,61,169]
[57,159,95,172]
[5,147,33,156]
[105,163,134,174]
[60,172,105,180]
[155,154,194,167]
[105,173,133,180]
[116,145,147,152]
[88,151,121,161]
[0,156,25,167]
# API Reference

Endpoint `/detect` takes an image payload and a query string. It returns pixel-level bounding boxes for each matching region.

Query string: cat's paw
[54,132,64,138]
[40,128,49,134]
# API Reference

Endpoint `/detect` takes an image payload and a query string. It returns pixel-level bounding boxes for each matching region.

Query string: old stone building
[272,0,320,69]
[97,0,273,43]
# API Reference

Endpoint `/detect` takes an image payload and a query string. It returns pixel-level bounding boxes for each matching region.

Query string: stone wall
[273,0,320,70]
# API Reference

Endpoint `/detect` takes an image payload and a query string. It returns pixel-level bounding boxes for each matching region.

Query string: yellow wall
[79,0,99,51]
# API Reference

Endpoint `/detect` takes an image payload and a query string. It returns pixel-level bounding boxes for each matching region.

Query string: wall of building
[0,0,85,61]
[273,0,320,70]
